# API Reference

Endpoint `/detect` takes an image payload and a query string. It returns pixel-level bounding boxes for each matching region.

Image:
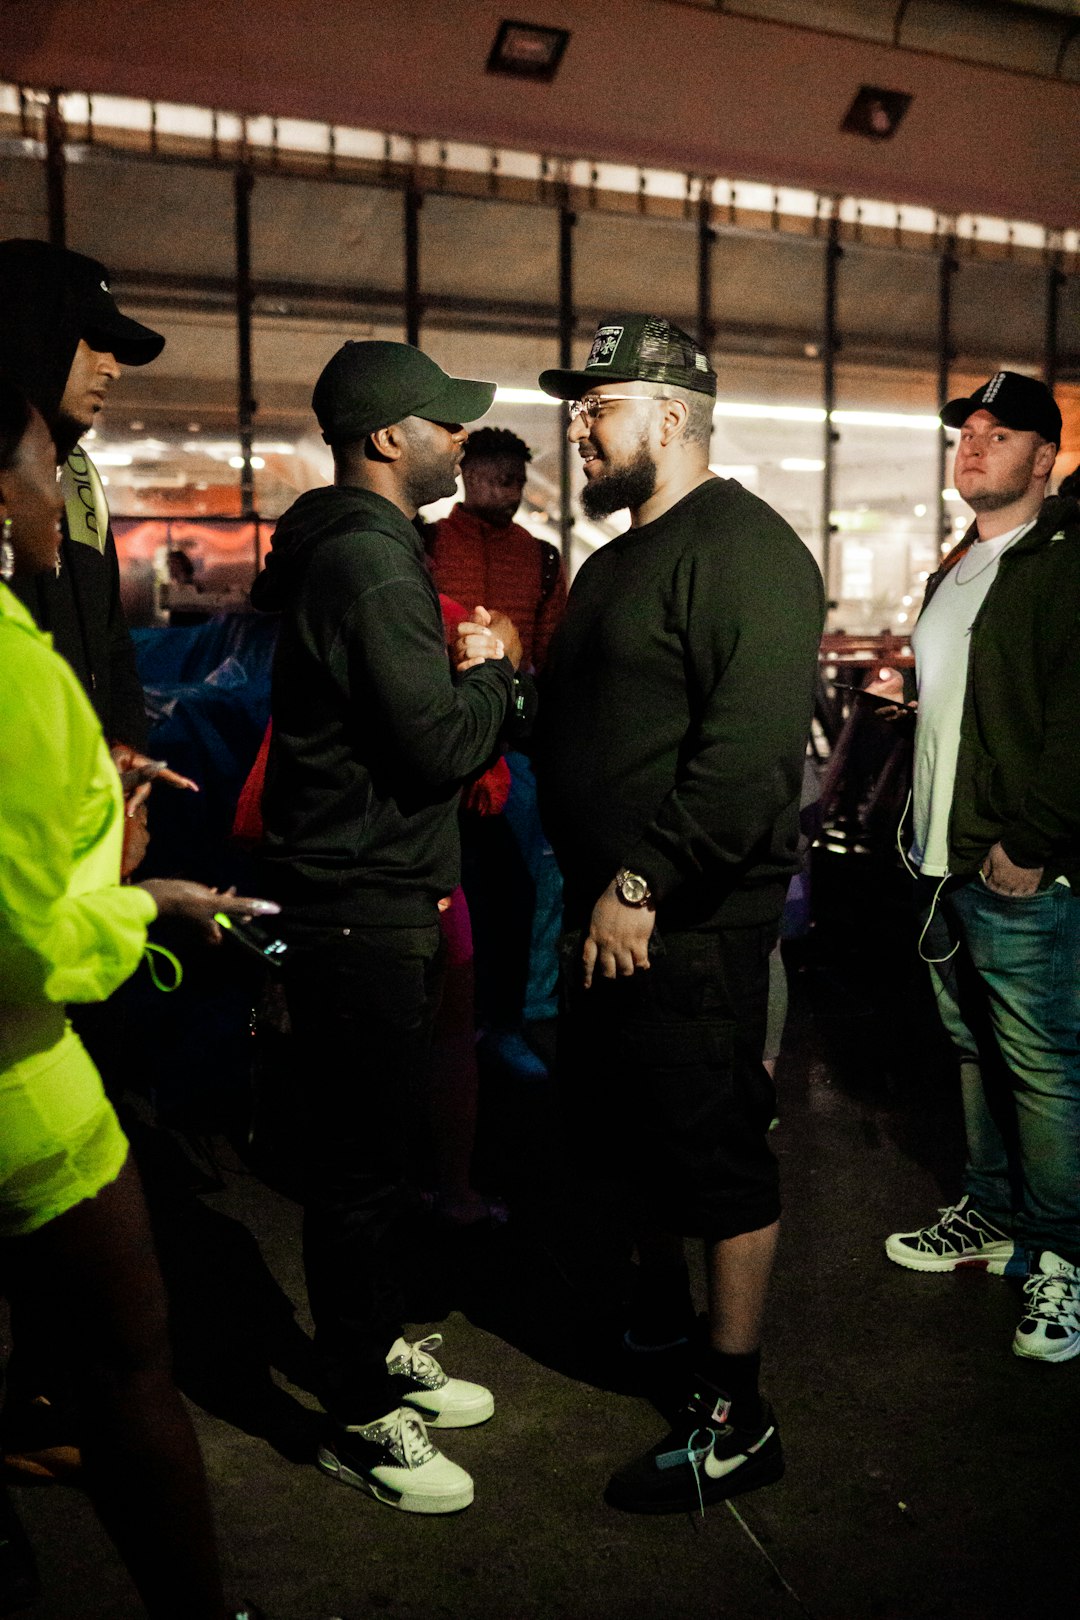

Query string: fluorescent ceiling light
[781,458,826,472]
[713,402,823,424]
[493,388,555,405]
[833,409,940,432]
[183,440,296,458]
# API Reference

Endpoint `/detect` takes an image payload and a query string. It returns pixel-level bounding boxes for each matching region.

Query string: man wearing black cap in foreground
[530,317,824,1513]
[253,341,529,1513]
[880,372,1080,1363]
[0,238,163,750]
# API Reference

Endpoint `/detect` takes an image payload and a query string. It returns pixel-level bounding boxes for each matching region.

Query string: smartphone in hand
[213,913,289,969]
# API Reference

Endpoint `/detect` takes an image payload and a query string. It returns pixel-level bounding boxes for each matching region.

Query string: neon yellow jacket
[0,584,156,1007]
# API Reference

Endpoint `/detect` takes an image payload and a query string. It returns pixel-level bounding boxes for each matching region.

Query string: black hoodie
[0,241,146,745]
[252,484,525,923]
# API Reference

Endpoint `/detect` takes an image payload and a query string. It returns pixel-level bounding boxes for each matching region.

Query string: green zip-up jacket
[910,494,1080,888]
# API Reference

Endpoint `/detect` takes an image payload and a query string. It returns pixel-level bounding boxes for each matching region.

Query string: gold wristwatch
[614,867,652,907]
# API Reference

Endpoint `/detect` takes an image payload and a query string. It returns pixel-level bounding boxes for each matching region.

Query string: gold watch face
[619,870,649,905]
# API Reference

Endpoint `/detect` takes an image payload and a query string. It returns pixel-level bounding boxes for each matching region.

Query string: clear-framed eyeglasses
[566,393,670,423]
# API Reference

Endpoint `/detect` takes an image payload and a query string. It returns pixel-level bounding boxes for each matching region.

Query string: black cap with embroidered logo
[539,315,717,400]
[940,371,1062,446]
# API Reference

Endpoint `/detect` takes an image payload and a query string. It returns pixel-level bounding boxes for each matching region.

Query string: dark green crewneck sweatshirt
[533,477,824,929]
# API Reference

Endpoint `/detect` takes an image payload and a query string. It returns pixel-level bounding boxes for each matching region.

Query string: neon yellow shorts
[0,1007,128,1238]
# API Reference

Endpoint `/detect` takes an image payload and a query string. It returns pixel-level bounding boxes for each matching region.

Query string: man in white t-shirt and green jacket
[879,371,1080,1363]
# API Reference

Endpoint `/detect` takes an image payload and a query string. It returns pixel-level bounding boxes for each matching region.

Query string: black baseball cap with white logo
[539,315,717,400]
[0,240,164,366]
[940,371,1062,445]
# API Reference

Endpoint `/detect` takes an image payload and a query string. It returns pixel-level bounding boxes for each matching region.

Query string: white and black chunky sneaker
[387,1334,495,1428]
[317,1405,474,1514]
[885,1195,1026,1275]
[1013,1251,1080,1363]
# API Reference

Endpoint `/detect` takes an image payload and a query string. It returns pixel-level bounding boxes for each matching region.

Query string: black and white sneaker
[386,1334,494,1428]
[605,1383,783,1515]
[885,1195,1026,1275]
[317,1406,474,1514]
[1013,1251,1080,1363]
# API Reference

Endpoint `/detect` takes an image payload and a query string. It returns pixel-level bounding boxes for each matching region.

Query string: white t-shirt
[910,521,1035,875]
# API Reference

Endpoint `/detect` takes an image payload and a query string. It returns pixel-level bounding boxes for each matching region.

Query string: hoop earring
[0,517,14,582]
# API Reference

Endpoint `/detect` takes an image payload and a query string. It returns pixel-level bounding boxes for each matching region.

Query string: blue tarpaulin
[132,614,278,886]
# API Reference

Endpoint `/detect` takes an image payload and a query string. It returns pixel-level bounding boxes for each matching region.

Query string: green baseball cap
[312,340,496,444]
[539,314,717,400]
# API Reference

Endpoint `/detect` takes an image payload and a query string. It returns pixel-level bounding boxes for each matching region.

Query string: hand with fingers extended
[138,880,280,945]
[111,748,200,878]
[110,744,199,813]
[582,879,655,989]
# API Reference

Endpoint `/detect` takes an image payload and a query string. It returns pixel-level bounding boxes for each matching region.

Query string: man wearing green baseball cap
[252,340,530,1516]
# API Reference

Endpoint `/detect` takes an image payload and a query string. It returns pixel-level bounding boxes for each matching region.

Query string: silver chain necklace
[953,522,1033,585]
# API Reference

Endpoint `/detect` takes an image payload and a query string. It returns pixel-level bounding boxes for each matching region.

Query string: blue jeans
[922,877,1080,1262]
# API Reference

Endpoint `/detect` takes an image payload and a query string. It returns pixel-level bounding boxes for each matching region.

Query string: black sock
[693,1348,762,1428]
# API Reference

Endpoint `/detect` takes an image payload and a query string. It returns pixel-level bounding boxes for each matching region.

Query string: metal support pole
[404,183,422,347]
[44,91,67,248]
[696,185,715,353]
[1044,253,1064,396]
[557,202,576,570]
[821,205,841,603]
[936,238,957,556]
[233,165,256,522]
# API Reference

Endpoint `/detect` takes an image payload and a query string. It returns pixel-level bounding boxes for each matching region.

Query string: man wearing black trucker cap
[881,371,1080,1364]
[253,341,531,1514]
[531,316,824,1513]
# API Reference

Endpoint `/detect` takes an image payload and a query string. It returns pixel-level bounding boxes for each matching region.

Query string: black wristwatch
[614,867,652,908]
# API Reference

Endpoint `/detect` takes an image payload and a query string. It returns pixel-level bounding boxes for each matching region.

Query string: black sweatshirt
[10,526,147,747]
[252,484,526,924]
[532,477,824,929]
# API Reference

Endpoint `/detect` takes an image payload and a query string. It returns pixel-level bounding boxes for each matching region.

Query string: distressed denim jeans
[922,876,1080,1262]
